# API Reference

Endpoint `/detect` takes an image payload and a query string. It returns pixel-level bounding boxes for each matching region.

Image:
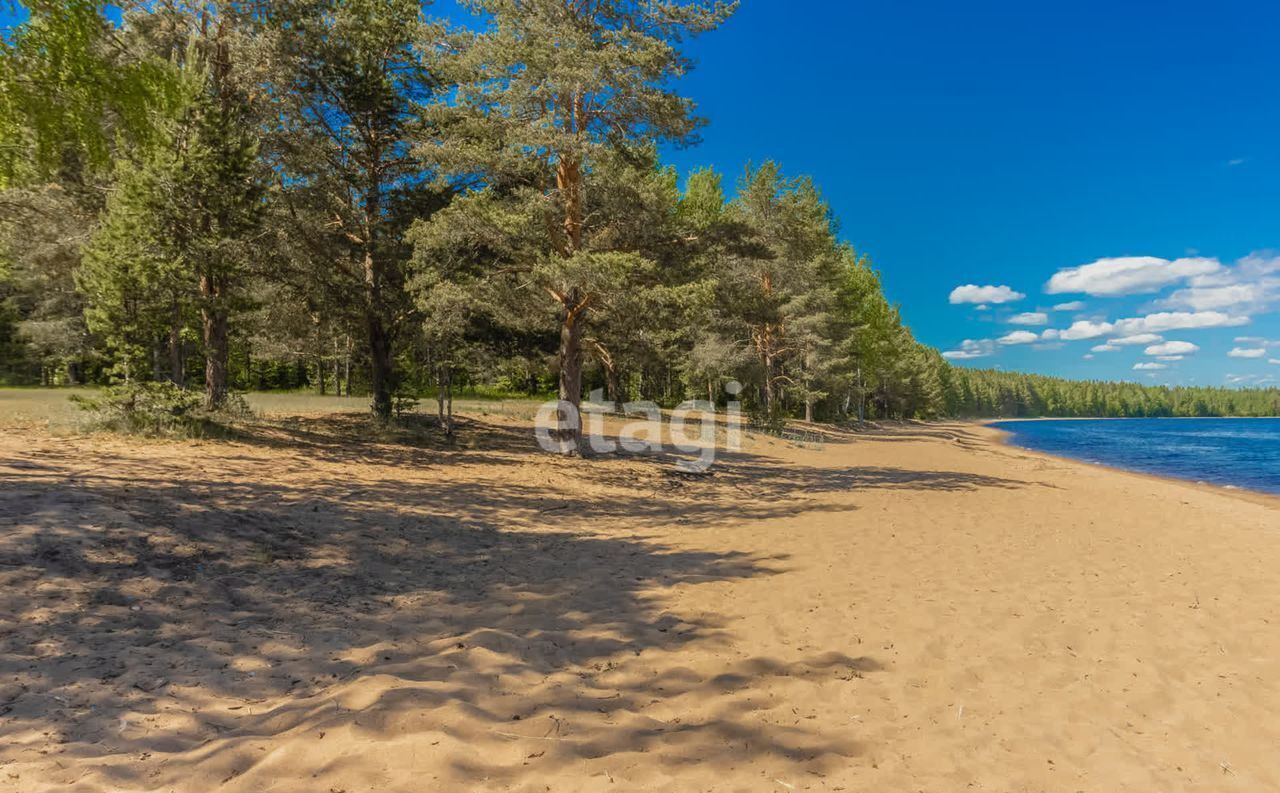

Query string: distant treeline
[943,367,1280,418]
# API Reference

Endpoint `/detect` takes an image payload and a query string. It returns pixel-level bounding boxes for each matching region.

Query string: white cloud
[1270,359,1280,365]
[942,339,996,360]
[1162,253,1280,313]
[1007,311,1048,326]
[1162,284,1263,311]
[998,330,1040,345]
[1133,362,1167,370]
[949,284,1025,305]
[1059,320,1115,340]
[1228,347,1266,359]
[1226,373,1277,386]
[1043,312,1245,348]
[1156,355,1185,361]
[1111,311,1249,335]
[1052,301,1086,311]
[1046,256,1220,296]
[1144,340,1199,356]
[1082,354,1095,360]
[1109,333,1163,346]
[1091,343,1119,352]
[1234,336,1280,348]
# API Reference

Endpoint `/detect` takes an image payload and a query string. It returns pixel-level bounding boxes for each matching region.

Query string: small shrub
[70,382,241,437]
[391,392,419,418]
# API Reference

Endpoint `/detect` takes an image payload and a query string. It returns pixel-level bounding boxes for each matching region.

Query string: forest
[2,0,1277,441]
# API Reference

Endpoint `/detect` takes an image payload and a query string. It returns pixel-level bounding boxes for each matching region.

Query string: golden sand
[1,417,1277,791]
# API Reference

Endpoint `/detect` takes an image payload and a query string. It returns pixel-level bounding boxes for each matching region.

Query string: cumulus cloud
[1144,340,1199,356]
[942,339,996,360]
[1162,253,1280,313]
[1162,284,1263,311]
[1052,301,1086,311]
[1058,320,1115,340]
[1270,359,1280,365]
[1082,353,1095,360]
[1156,355,1185,361]
[1091,343,1119,352]
[1111,311,1249,335]
[1045,256,1220,296]
[1234,336,1280,348]
[1228,347,1266,358]
[1133,362,1167,370]
[998,330,1040,345]
[949,284,1025,305]
[1007,311,1048,325]
[1109,333,1163,346]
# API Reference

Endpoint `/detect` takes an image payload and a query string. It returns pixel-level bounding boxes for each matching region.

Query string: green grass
[0,387,548,431]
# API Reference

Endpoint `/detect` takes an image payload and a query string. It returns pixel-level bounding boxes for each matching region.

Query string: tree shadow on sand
[0,416,1033,787]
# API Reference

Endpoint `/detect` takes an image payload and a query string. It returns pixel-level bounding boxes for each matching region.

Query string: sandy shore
[1,414,1278,791]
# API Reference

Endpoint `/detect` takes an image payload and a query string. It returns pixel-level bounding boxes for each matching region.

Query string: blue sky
[8,1,1280,386]
[633,0,1280,387]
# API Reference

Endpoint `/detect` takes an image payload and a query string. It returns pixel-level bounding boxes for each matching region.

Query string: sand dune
[1,416,1277,791]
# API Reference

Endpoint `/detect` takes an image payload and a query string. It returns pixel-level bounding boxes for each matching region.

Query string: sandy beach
[2,413,1279,791]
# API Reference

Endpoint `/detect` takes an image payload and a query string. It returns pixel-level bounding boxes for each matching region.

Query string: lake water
[990,418,1280,496]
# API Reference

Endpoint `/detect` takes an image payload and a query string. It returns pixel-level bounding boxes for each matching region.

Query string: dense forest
[1,1,1277,442]
[945,368,1280,419]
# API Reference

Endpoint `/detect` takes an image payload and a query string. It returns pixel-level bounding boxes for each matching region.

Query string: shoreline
[979,419,1280,509]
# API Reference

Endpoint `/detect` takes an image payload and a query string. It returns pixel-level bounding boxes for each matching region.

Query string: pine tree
[418,0,733,450]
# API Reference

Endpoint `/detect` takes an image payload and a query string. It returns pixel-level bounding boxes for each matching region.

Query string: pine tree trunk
[762,350,776,417]
[592,342,622,413]
[362,164,394,419]
[805,398,813,423]
[201,273,229,410]
[367,305,393,420]
[332,336,342,396]
[437,365,447,431]
[169,301,184,387]
[442,367,454,437]
[557,293,585,452]
[605,364,623,413]
[343,336,352,397]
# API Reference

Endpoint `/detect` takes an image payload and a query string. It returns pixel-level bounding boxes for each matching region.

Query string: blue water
[991,418,1280,495]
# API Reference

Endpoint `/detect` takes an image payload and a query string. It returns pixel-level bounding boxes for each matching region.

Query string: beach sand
[1,414,1278,791]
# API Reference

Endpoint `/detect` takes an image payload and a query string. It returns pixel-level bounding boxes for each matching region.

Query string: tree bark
[437,365,454,437]
[201,272,229,410]
[343,335,352,397]
[557,291,586,452]
[592,340,622,413]
[169,301,184,387]
[366,298,393,419]
[362,161,394,419]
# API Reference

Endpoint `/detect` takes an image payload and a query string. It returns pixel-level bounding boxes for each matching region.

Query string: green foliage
[0,0,174,187]
[69,380,204,435]
[3,0,1276,433]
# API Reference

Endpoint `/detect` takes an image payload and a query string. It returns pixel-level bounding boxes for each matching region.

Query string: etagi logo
[535,382,744,471]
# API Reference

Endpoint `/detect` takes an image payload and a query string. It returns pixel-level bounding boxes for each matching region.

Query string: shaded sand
[1,415,1278,791]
